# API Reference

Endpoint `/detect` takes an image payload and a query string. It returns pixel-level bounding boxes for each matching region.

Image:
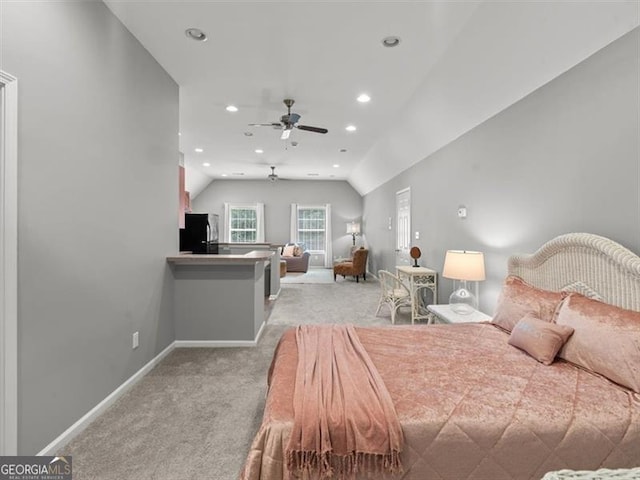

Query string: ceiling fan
[249,99,328,140]
[267,165,279,183]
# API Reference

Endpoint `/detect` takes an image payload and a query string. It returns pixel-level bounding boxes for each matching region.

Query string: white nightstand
[427,304,491,324]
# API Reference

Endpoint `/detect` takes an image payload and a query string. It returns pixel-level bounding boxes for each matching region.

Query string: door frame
[0,70,18,455]
[395,187,411,261]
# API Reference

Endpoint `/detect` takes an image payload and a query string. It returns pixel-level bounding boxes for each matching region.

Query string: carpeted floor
[60,275,413,479]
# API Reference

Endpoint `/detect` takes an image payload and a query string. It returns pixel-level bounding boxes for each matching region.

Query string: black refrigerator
[180,213,219,254]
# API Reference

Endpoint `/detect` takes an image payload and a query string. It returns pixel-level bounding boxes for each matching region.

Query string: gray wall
[2,2,178,453]
[193,179,363,264]
[363,27,640,315]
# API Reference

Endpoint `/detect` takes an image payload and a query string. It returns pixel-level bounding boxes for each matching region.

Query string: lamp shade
[346,222,361,235]
[442,250,485,281]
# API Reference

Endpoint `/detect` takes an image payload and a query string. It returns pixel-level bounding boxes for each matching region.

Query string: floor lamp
[346,222,360,246]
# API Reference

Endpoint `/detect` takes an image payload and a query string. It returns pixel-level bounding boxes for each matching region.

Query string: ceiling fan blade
[296,125,328,134]
[248,122,282,128]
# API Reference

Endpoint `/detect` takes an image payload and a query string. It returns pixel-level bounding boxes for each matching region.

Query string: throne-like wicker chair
[375,270,411,324]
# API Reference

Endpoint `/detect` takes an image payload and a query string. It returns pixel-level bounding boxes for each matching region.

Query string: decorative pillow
[293,245,302,257]
[282,245,295,257]
[508,314,574,365]
[491,276,565,332]
[556,294,640,393]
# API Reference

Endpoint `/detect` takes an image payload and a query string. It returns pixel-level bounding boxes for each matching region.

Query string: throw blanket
[286,325,403,479]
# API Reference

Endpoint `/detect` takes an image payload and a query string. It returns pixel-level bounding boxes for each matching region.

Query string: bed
[241,233,640,480]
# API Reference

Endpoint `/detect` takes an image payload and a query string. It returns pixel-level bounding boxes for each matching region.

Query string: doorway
[395,188,411,266]
[0,70,18,455]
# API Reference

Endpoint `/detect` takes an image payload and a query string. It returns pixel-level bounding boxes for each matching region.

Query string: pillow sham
[556,294,640,393]
[508,314,574,365]
[491,276,565,332]
[282,245,295,257]
[293,245,303,257]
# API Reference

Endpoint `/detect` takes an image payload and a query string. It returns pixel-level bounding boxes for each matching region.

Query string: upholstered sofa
[281,243,311,273]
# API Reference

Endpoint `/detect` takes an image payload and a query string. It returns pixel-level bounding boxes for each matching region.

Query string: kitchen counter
[167,249,276,346]
[167,250,273,265]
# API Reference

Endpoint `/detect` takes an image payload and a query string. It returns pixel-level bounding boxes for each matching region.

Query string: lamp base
[449,287,477,315]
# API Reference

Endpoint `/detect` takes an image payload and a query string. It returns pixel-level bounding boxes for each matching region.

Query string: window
[224,203,265,243]
[230,207,257,242]
[290,203,332,267]
[297,206,326,252]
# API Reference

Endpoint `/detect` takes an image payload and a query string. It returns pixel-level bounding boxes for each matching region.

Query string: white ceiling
[104,1,639,197]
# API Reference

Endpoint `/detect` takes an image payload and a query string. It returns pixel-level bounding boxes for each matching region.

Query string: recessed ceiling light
[226,105,238,112]
[221,173,228,177]
[202,162,210,167]
[345,125,357,132]
[178,132,181,136]
[340,148,347,153]
[333,164,340,168]
[254,149,264,154]
[243,131,253,137]
[382,36,400,48]
[357,93,371,103]
[194,148,203,153]
[185,28,207,42]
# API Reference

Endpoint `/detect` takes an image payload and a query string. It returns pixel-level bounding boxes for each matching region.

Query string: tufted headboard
[508,233,640,312]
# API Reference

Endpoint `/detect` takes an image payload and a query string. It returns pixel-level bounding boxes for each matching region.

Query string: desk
[396,266,437,324]
[427,304,491,324]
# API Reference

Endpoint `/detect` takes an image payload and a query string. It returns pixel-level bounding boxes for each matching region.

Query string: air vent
[232,172,245,176]
[307,173,319,177]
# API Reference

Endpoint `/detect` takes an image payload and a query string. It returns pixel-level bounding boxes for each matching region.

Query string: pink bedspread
[241,324,640,480]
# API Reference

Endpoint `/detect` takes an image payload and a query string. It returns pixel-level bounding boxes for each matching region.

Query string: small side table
[396,266,437,324]
[427,304,491,324]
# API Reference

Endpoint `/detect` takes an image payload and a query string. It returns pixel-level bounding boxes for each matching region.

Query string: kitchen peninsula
[167,247,277,346]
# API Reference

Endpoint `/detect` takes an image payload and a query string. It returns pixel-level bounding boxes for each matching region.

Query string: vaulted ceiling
[104,1,639,197]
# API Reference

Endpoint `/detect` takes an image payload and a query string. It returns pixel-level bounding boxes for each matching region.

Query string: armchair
[333,248,368,283]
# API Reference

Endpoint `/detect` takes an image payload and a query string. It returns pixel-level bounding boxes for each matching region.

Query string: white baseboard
[269,287,281,300]
[175,323,265,348]
[174,340,257,347]
[37,341,176,456]
[254,320,266,343]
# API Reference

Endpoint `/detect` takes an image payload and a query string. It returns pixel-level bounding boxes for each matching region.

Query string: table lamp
[442,250,485,314]
[346,222,360,246]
